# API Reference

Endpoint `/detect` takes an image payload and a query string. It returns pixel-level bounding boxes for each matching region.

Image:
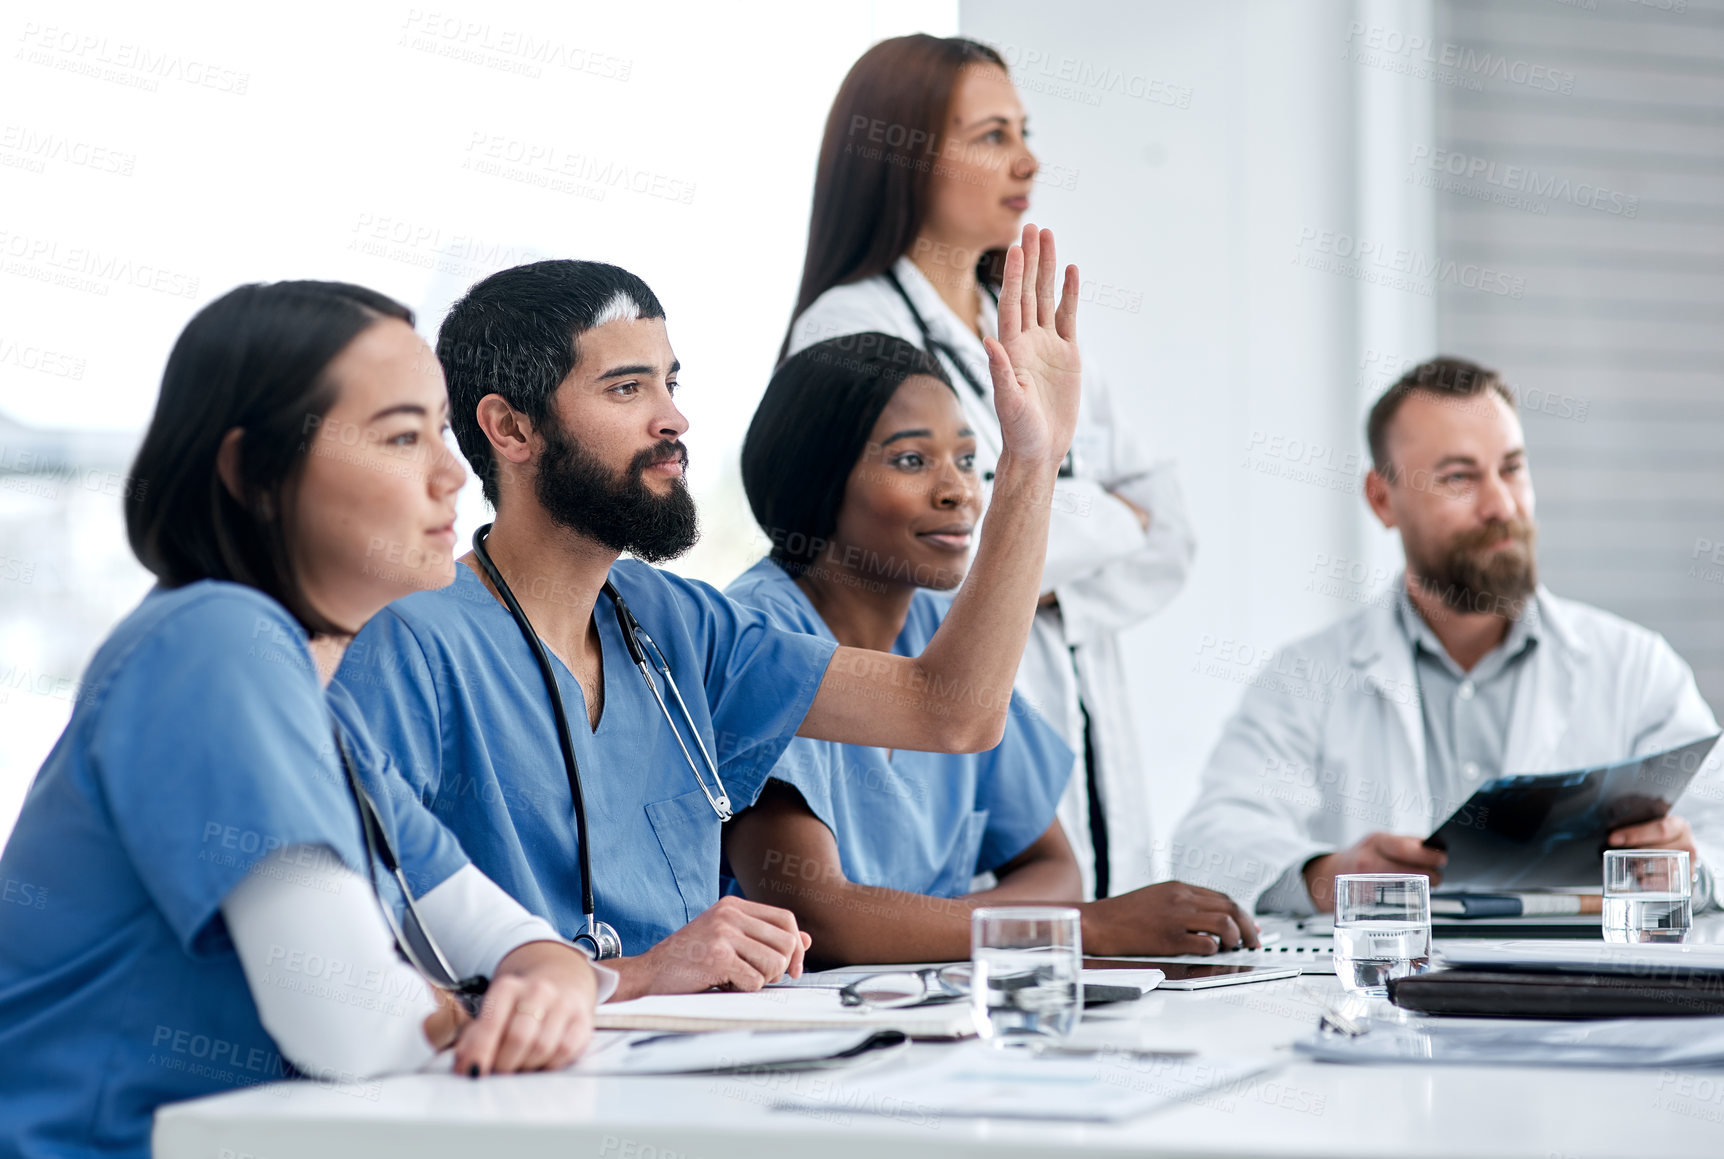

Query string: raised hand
[983,223,1082,471]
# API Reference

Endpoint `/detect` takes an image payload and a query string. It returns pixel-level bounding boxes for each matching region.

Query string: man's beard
[1409,517,1538,620]
[534,414,699,564]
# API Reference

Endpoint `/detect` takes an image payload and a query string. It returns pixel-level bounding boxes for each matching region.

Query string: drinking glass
[970,906,1082,1046]
[1603,849,1691,944]
[1333,874,1431,997]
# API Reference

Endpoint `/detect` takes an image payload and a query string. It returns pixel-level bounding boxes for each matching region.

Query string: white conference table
[156,923,1724,1159]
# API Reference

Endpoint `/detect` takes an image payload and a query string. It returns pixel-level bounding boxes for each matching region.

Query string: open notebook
[595,987,979,1039]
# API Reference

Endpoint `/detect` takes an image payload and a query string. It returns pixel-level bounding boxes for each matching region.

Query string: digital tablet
[1082,958,1301,990]
[1424,733,1721,891]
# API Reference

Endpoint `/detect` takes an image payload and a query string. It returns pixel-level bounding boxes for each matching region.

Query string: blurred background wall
[2,0,1717,869]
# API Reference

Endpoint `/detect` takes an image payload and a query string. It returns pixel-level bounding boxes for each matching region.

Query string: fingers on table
[1185,907,1245,952]
[453,976,514,1076]
[1174,931,1228,956]
[731,912,804,986]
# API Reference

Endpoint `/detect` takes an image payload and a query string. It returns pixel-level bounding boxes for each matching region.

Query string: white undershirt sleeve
[223,846,441,1080]
[415,863,619,1003]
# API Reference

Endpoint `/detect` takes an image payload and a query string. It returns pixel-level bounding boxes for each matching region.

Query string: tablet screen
[1083,958,1270,982]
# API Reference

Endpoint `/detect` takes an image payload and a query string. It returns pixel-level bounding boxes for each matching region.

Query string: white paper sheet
[1299,1015,1724,1067]
[773,1039,1277,1122]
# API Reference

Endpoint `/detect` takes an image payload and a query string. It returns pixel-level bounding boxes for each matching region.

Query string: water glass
[1603,849,1691,944]
[970,906,1082,1046]
[1332,874,1432,997]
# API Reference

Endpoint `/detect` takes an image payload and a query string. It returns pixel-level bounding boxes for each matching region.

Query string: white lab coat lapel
[1350,597,1429,826]
[888,258,1004,467]
[1501,589,1586,777]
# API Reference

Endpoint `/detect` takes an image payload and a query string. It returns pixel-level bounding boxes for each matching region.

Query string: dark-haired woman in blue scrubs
[0,282,610,1159]
[725,334,1257,966]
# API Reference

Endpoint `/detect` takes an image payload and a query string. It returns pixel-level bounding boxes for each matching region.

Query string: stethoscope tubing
[469,524,731,958]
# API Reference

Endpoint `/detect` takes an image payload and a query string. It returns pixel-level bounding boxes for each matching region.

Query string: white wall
[0,0,956,844]
[959,0,1436,880]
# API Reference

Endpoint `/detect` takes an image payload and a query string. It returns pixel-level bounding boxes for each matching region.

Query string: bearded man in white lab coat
[1173,356,1722,914]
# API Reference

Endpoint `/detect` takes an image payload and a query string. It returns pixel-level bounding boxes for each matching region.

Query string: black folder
[1390,969,1724,1019]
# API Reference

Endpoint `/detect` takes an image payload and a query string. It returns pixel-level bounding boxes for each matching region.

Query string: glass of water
[970,906,1081,1046]
[1603,849,1691,944]
[1333,874,1432,998]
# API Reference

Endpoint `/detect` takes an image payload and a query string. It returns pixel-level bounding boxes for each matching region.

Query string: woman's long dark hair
[125,281,414,635]
[781,34,1008,360]
[742,332,952,576]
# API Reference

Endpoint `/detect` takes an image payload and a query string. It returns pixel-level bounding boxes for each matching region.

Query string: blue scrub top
[0,581,468,1159]
[725,558,1074,897]
[334,558,837,956]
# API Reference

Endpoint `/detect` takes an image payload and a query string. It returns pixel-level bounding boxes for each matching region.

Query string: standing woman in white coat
[784,34,1194,898]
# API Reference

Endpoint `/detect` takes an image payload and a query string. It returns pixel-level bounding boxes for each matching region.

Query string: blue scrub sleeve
[754,737,843,838]
[662,571,838,807]
[86,589,370,956]
[337,607,448,804]
[328,682,469,899]
[972,694,1076,875]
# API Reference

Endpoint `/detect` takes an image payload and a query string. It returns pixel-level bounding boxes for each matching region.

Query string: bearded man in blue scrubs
[338,232,1087,1000]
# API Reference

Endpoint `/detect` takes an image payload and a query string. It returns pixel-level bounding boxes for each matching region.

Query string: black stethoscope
[884,267,1073,479]
[884,267,996,402]
[469,523,732,960]
[336,726,490,1015]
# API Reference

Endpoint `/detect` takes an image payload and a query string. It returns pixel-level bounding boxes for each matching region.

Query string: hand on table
[445,940,600,1077]
[609,895,811,1001]
[1082,881,1262,956]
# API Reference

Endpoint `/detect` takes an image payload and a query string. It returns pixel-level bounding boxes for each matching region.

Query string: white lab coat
[1170,581,1724,913]
[789,257,1195,897]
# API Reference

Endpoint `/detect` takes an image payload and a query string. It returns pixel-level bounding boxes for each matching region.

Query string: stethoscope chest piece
[576,919,623,961]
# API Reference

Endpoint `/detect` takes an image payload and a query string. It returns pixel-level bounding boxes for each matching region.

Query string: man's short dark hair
[1366,355,1517,480]
[437,260,665,506]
